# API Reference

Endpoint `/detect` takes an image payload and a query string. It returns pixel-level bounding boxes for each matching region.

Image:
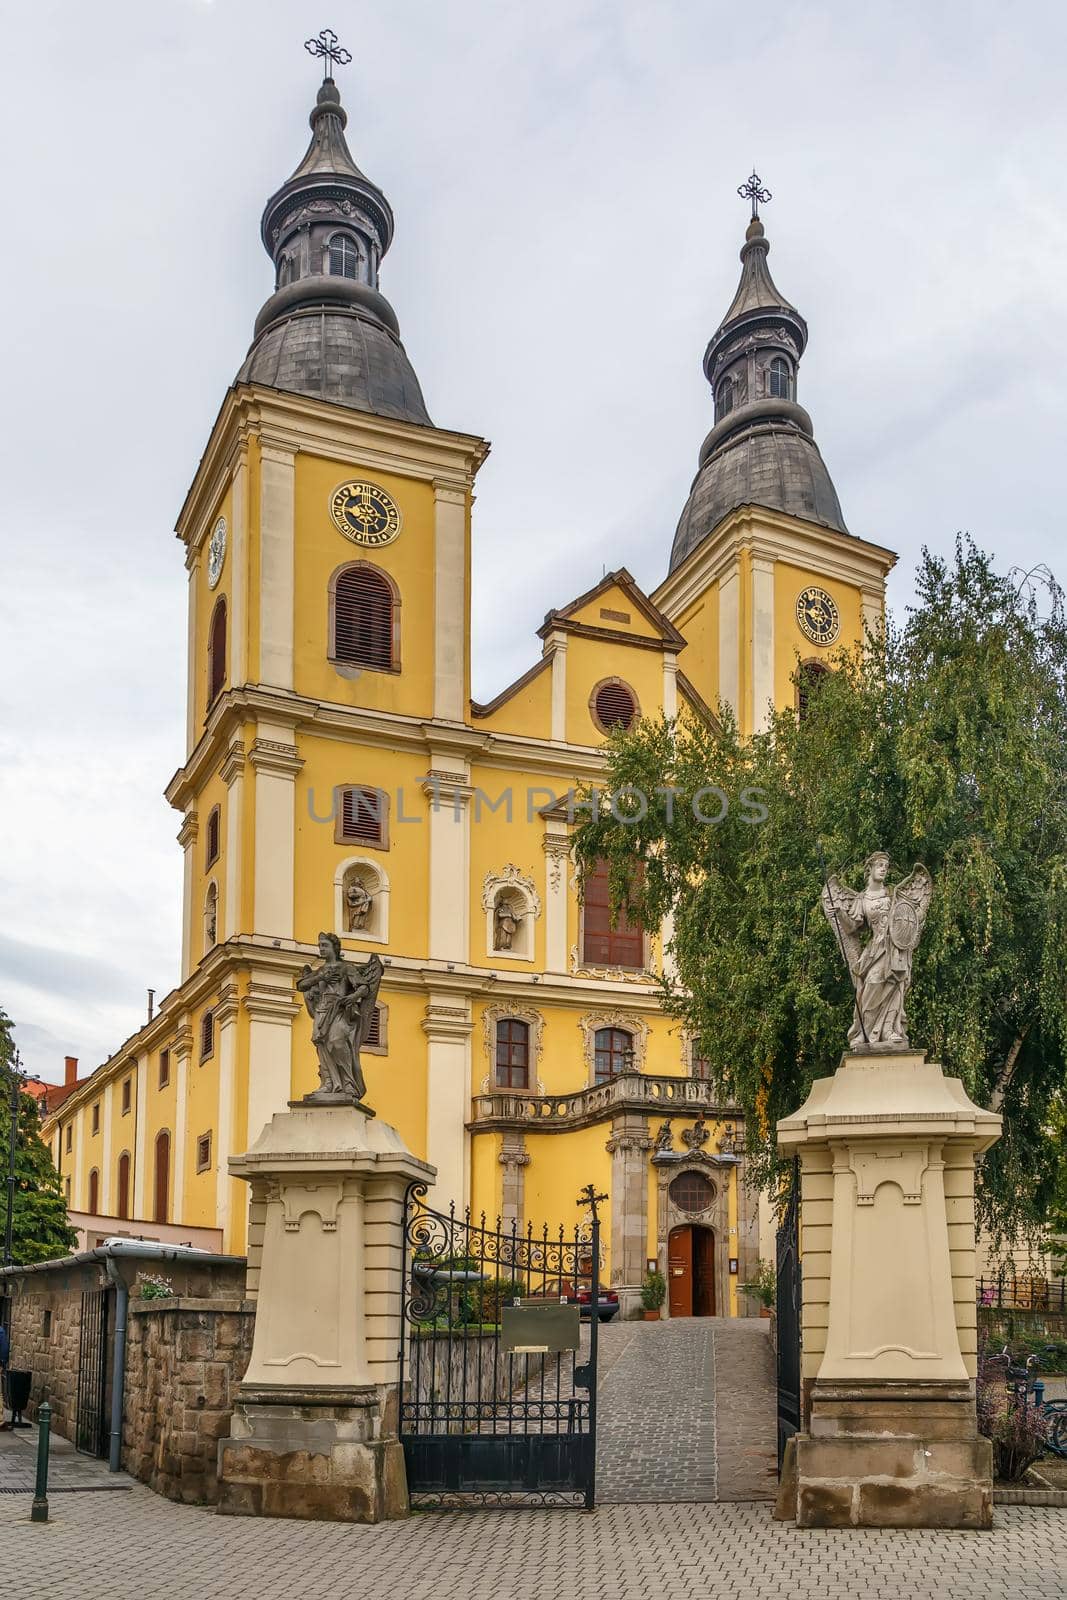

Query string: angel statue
[297,932,383,1107]
[820,852,933,1050]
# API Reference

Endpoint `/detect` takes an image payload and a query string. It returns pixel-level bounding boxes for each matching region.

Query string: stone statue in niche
[345,876,372,932]
[205,895,217,947]
[821,852,933,1050]
[297,932,383,1108]
[494,896,523,952]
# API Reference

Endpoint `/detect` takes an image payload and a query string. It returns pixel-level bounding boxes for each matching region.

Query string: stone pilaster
[605,1112,653,1316]
[421,993,473,1215]
[498,1131,530,1226]
[542,828,571,974]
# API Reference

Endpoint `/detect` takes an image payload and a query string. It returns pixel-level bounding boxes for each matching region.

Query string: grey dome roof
[238,303,431,425]
[671,418,847,569]
[239,75,431,428]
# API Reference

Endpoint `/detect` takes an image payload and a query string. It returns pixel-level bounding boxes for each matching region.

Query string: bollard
[30,1400,50,1523]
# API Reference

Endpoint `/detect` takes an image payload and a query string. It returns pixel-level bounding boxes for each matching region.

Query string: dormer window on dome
[769,356,791,399]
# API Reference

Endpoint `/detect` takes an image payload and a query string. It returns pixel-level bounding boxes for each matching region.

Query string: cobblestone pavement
[3,1486,1065,1600]
[593,1316,777,1503]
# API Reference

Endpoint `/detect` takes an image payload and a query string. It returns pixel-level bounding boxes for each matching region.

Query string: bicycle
[985,1343,1067,1459]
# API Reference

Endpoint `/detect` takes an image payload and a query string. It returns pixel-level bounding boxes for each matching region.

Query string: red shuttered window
[207,598,227,706]
[337,786,387,847]
[332,565,397,672]
[592,680,638,734]
[581,859,644,970]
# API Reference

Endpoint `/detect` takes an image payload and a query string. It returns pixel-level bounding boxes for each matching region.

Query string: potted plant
[739,1259,776,1317]
[640,1269,666,1320]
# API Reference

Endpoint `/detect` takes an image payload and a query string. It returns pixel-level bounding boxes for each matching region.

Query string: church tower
[654,175,894,731]
[165,50,488,1245]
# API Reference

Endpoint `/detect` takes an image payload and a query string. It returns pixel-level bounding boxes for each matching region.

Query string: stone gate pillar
[217,1104,433,1522]
[776,1050,1000,1529]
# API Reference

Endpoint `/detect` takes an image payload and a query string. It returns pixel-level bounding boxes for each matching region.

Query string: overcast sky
[3,0,1065,1082]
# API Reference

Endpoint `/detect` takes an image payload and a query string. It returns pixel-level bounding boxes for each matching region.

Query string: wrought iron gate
[75,1287,109,1458]
[775,1157,802,1469]
[399,1184,601,1508]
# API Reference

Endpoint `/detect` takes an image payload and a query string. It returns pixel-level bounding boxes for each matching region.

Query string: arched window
[328,234,360,279]
[116,1152,131,1221]
[716,377,734,421]
[594,1027,634,1084]
[87,1168,100,1214]
[205,805,221,867]
[331,564,398,672]
[200,1010,215,1060]
[591,678,639,735]
[582,859,644,969]
[797,660,830,721]
[154,1131,170,1224]
[769,356,791,400]
[207,597,227,706]
[495,1019,530,1088]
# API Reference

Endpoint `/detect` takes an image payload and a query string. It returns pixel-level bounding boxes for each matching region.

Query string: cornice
[176,383,490,548]
[248,737,304,778]
[653,506,897,621]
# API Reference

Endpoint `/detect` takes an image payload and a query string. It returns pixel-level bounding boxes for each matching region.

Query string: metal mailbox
[500,1302,581,1354]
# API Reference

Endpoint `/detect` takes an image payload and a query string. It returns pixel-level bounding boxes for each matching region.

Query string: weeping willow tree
[572,540,1067,1241]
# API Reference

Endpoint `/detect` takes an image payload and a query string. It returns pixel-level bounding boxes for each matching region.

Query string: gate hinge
[573,1363,593,1391]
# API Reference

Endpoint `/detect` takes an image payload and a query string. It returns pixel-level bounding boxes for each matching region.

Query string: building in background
[41,67,893,1315]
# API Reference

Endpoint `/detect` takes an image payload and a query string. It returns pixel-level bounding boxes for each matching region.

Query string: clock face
[207,517,227,589]
[329,480,402,547]
[796,585,840,646]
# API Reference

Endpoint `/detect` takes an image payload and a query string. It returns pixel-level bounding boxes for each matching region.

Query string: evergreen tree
[573,540,1067,1242]
[0,1011,77,1265]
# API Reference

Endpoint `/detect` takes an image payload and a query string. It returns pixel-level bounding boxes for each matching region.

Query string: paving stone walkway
[3,1486,1065,1600]
[594,1316,777,1503]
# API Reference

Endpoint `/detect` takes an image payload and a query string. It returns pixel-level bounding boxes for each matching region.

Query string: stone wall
[409,1330,548,1416]
[0,1251,247,1474]
[978,1305,1067,1348]
[123,1297,256,1504]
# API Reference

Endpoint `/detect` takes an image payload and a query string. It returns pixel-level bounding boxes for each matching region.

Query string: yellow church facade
[43,73,894,1318]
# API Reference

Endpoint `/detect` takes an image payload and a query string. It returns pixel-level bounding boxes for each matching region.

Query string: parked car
[569,1287,620,1322]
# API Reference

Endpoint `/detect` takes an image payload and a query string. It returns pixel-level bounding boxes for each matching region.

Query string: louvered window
[582,858,644,969]
[154,1131,170,1224]
[205,806,220,867]
[88,1169,99,1213]
[592,680,637,733]
[337,786,387,846]
[328,234,360,279]
[716,377,734,420]
[116,1152,130,1220]
[207,597,227,706]
[594,1027,634,1084]
[495,1019,530,1088]
[196,1132,212,1173]
[158,1049,170,1089]
[769,356,791,399]
[200,1010,215,1059]
[332,565,396,671]
[365,1006,382,1049]
[797,661,829,721]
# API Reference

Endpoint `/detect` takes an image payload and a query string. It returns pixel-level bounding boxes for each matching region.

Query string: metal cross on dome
[304,28,352,79]
[738,171,772,220]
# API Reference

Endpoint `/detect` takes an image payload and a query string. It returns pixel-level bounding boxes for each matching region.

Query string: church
[42,56,894,1319]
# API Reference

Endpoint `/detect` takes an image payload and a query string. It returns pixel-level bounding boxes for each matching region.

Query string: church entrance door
[667,1225,716,1317]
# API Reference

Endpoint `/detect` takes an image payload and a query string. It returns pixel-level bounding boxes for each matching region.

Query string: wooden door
[694,1227,716,1317]
[668,1226,693,1317]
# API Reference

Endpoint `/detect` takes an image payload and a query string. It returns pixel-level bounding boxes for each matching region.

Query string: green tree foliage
[573,541,1067,1240]
[0,1011,78,1265]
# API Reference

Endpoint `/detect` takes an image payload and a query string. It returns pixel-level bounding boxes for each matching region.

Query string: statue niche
[493,893,523,953]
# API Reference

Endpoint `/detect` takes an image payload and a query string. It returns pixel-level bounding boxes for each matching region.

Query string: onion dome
[237,76,431,426]
[669,192,847,572]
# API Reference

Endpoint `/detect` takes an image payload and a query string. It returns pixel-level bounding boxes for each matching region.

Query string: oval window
[593,680,638,733]
[669,1171,715,1214]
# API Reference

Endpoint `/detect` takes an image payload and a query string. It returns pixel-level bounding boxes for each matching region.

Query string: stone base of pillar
[218,1384,408,1523]
[788,1380,993,1529]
